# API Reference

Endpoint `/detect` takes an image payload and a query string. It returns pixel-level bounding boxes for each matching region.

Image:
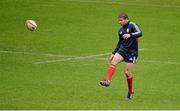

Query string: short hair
[118,12,129,19]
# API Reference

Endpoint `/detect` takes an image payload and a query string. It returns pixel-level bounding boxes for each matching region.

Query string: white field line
[0,48,146,57]
[139,48,147,51]
[0,49,178,65]
[35,55,180,65]
[33,48,179,65]
[34,53,110,64]
[0,50,76,58]
[66,0,180,8]
[34,48,147,64]
[140,60,180,65]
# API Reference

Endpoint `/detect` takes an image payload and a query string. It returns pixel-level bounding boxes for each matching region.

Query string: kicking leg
[100,53,124,87]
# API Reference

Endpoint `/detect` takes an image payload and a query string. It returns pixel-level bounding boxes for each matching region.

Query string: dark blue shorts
[116,48,138,63]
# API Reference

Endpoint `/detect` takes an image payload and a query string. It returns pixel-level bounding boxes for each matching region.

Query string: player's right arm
[112,41,121,55]
[110,41,121,61]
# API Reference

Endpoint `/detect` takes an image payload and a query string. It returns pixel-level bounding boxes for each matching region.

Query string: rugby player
[100,12,142,100]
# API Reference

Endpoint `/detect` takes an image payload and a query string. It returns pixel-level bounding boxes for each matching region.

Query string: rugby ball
[25,20,37,31]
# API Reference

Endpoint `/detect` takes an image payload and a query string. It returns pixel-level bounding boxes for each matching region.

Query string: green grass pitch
[0,0,180,109]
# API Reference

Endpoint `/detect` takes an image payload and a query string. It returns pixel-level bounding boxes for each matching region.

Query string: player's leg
[100,53,124,87]
[124,63,134,99]
[106,53,124,80]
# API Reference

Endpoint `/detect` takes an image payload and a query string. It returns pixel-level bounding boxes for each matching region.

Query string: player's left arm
[130,23,142,38]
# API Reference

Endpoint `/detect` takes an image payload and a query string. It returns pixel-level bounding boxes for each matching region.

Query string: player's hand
[123,34,131,39]
[109,54,114,61]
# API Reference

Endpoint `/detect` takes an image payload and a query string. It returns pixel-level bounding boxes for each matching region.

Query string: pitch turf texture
[0,0,180,110]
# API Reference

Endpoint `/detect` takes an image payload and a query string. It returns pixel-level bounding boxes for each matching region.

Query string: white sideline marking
[139,48,147,51]
[34,48,147,64]
[0,49,178,65]
[0,48,146,57]
[140,60,180,65]
[67,0,180,8]
[0,50,76,58]
[35,56,180,65]
[34,53,110,64]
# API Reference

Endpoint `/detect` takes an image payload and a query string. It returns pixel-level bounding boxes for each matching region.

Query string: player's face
[118,18,128,26]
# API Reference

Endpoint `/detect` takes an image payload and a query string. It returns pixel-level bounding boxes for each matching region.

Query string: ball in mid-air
[25,20,37,31]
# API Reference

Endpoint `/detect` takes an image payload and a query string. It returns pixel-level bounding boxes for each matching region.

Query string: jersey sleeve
[130,23,142,38]
[112,41,121,54]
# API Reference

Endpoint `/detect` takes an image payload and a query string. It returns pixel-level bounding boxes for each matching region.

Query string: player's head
[118,12,129,26]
